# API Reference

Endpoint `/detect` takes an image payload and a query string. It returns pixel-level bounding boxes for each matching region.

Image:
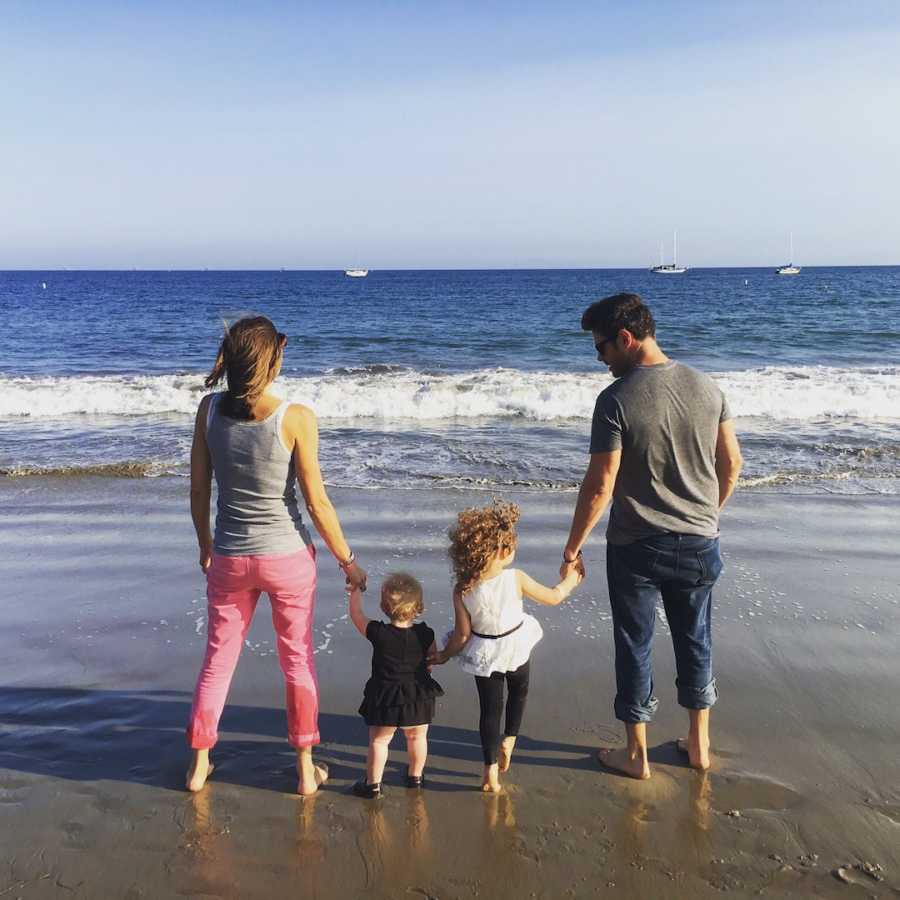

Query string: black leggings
[474,660,531,765]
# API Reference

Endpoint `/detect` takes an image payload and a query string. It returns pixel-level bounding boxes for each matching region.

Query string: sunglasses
[594,336,614,355]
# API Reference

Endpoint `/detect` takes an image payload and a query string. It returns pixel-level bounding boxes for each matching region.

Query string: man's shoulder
[668,362,722,394]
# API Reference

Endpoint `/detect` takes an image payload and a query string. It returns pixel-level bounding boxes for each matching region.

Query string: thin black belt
[471,621,523,640]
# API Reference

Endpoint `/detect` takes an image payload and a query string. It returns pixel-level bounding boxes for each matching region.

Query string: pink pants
[187,547,319,750]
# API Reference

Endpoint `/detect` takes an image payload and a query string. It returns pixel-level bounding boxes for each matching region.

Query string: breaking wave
[2,365,899,423]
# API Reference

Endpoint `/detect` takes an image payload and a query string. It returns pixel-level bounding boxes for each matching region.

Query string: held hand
[563,567,584,589]
[560,556,585,581]
[344,561,368,592]
[199,542,213,573]
[427,649,446,667]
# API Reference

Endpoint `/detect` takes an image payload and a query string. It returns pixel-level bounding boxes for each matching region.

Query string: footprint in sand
[709,772,802,814]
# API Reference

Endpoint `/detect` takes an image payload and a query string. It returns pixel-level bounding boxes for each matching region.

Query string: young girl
[434,502,581,793]
[349,573,444,798]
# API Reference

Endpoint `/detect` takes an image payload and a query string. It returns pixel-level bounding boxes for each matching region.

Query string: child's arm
[431,588,471,664]
[348,586,371,636]
[517,567,582,607]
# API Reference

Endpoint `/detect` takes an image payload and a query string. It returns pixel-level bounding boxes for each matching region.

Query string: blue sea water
[1,267,899,493]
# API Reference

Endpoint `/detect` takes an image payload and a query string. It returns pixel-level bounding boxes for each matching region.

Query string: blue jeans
[606,534,722,724]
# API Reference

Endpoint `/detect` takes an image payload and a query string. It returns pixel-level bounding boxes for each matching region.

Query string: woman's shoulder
[282,401,315,419]
[196,392,219,431]
[282,402,317,432]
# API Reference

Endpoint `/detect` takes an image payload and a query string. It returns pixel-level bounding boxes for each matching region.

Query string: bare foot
[297,761,329,797]
[676,738,710,772]
[185,757,214,792]
[597,747,650,780]
[481,764,502,793]
[498,736,516,773]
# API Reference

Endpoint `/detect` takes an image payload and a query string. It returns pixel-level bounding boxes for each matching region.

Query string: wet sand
[1,477,898,899]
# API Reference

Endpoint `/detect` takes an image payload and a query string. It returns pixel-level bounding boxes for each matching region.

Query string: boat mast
[673,231,678,267]
[789,231,794,265]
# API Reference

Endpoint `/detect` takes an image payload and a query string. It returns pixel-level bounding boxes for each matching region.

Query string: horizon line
[2,263,899,273]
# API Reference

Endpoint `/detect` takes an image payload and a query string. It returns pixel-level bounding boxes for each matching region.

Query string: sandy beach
[1,477,898,899]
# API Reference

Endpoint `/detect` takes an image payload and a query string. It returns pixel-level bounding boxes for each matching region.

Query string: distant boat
[651,232,687,274]
[345,269,368,278]
[775,233,801,275]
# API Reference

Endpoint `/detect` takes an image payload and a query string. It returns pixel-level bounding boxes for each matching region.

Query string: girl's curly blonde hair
[448,501,520,596]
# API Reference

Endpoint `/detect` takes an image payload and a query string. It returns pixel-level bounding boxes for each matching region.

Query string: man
[561,293,742,779]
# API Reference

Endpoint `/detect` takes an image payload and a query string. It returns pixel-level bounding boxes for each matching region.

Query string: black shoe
[404,773,425,789]
[352,779,382,799]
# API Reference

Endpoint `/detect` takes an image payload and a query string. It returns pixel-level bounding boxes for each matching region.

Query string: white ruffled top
[453,568,543,677]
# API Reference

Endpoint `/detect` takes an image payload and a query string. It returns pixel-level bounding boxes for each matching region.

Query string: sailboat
[651,232,687,274]
[775,233,800,275]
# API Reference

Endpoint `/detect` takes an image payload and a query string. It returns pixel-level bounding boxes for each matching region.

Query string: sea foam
[1,365,899,422]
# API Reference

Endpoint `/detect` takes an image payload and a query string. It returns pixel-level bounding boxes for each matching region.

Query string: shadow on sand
[0,686,612,794]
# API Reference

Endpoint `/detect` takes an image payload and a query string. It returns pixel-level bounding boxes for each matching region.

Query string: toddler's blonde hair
[380,572,424,621]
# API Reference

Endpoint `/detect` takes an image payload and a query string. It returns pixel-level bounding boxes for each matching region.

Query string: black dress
[359,621,444,727]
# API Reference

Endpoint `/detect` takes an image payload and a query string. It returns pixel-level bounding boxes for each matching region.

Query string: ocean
[1,267,899,494]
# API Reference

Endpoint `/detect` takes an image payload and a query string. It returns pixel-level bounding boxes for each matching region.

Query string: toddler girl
[349,572,444,798]
[434,502,581,792]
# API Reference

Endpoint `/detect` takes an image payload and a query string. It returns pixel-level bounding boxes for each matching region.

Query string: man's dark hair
[581,293,656,340]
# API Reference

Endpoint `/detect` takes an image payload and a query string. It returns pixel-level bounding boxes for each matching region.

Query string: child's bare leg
[367,726,396,784]
[482,763,501,793]
[403,725,428,777]
[296,745,329,796]
[186,748,214,792]
[498,736,516,773]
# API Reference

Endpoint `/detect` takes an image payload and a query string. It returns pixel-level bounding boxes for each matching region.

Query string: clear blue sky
[2,1,899,268]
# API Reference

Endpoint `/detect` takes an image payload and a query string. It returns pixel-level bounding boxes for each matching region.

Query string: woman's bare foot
[676,737,710,771]
[498,736,516,773]
[481,764,502,793]
[297,761,328,797]
[186,751,214,792]
[597,747,651,780]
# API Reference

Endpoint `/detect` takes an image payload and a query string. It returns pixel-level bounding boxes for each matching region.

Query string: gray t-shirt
[590,361,731,546]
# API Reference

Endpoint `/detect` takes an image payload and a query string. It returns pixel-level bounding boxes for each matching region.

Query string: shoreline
[1,478,898,898]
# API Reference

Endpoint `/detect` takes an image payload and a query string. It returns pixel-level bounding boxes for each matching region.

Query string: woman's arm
[517,568,581,607]
[433,589,471,664]
[190,396,214,572]
[348,586,370,636]
[286,403,367,590]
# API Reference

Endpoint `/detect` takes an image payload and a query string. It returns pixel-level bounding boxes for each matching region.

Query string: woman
[186,316,366,795]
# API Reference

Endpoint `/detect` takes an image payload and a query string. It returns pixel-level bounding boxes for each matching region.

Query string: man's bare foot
[297,761,329,797]
[597,747,651,780]
[481,764,502,793]
[185,755,214,792]
[676,738,710,771]
[498,736,516,773]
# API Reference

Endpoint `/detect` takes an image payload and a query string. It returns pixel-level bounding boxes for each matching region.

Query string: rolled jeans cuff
[614,692,660,724]
[676,677,718,710]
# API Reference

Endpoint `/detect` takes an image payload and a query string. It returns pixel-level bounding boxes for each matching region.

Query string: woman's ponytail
[203,317,283,420]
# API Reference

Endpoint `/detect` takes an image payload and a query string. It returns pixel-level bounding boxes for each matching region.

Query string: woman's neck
[246,389,280,421]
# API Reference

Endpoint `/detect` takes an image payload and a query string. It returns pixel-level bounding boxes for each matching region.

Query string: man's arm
[561,450,621,578]
[715,419,743,509]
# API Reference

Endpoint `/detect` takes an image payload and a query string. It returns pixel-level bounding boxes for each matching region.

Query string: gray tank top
[206,393,312,556]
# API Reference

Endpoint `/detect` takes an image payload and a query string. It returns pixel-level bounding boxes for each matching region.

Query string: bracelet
[562,549,582,564]
[337,551,356,571]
